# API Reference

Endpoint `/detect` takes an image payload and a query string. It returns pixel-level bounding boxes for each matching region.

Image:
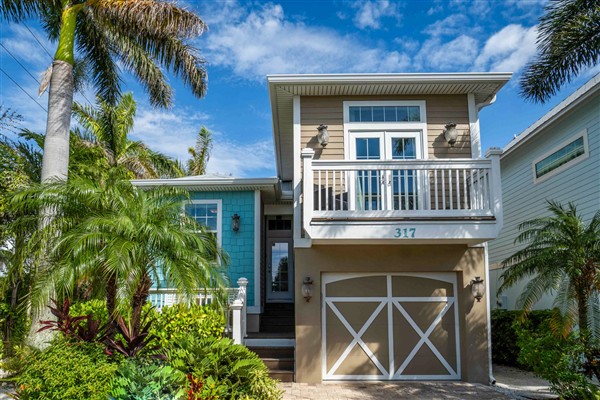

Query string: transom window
[349,105,421,122]
[533,132,588,182]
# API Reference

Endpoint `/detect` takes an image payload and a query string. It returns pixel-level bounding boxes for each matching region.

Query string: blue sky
[1,0,599,178]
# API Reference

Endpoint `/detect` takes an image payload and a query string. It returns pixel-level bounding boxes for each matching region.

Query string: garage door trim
[322,272,461,381]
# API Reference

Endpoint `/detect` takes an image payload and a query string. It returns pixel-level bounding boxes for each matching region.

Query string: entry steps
[246,338,295,382]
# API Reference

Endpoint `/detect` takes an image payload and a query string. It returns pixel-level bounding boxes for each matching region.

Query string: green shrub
[110,358,186,400]
[491,309,554,367]
[168,337,282,400]
[150,303,224,349]
[70,298,109,324]
[517,325,600,399]
[16,341,117,400]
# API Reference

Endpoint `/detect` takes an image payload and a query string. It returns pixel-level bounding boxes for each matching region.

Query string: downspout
[484,242,496,385]
[477,95,497,111]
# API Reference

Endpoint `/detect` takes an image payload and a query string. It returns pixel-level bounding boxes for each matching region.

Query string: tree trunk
[131,273,152,333]
[576,283,600,381]
[105,272,118,339]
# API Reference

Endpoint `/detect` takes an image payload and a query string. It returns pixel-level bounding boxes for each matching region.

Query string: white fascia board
[503,73,600,157]
[267,79,284,183]
[131,177,279,188]
[267,72,513,84]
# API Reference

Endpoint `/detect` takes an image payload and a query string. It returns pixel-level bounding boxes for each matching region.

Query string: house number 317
[394,228,416,238]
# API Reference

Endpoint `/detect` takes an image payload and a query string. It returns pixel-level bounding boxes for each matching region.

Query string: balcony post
[485,147,503,231]
[236,277,248,339]
[231,299,243,345]
[301,148,315,238]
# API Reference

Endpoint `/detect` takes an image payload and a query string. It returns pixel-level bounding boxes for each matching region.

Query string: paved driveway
[281,381,510,400]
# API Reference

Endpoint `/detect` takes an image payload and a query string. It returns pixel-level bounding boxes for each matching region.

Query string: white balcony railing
[148,277,248,344]
[302,148,503,239]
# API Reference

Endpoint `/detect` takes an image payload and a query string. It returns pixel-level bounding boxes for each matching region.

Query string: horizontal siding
[300,95,472,162]
[489,94,600,268]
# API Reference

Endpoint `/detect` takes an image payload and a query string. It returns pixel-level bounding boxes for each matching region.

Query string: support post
[301,148,315,238]
[231,299,243,345]
[237,277,248,339]
[485,147,503,233]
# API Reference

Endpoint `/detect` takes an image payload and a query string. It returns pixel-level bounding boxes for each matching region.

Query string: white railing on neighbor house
[302,148,502,234]
[148,277,248,345]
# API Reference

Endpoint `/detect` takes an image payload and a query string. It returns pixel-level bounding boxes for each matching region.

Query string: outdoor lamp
[317,124,329,147]
[232,214,240,232]
[302,277,314,302]
[443,122,458,147]
[470,276,485,302]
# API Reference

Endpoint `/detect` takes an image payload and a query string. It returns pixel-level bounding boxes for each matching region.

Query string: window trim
[343,100,428,160]
[531,129,589,184]
[184,199,222,248]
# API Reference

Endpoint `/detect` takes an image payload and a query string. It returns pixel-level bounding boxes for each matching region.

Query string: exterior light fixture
[302,276,314,302]
[317,124,329,147]
[443,122,458,147]
[470,276,485,302]
[232,214,240,232]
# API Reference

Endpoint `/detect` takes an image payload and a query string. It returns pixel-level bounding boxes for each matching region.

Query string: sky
[1,0,599,178]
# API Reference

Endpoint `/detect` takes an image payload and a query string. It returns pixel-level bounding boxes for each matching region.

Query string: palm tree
[520,0,600,103]
[1,0,207,183]
[186,126,213,176]
[9,175,227,336]
[499,201,600,380]
[73,93,183,179]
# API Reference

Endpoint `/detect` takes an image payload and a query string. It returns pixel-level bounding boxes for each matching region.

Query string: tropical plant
[105,314,161,359]
[110,358,186,400]
[16,341,117,400]
[186,126,212,176]
[73,93,183,179]
[168,337,283,400]
[499,201,600,380]
[520,0,600,103]
[8,175,227,337]
[38,298,107,343]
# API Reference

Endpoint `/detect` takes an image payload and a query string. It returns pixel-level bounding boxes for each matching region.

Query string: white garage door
[322,273,460,380]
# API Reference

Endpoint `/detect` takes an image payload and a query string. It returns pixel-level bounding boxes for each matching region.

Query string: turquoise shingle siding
[189,191,257,307]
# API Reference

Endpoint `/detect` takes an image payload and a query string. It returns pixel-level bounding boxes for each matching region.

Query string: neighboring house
[489,73,600,311]
[134,72,513,384]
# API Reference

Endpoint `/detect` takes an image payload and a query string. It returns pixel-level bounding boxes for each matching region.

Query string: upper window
[184,200,222,246]
[348,105,421,122]
[532,131,588,183]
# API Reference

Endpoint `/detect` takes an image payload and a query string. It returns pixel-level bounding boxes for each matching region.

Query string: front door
[266,238,294,302]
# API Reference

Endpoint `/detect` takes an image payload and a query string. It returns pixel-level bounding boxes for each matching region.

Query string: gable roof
[268,73,513,181]
[503,73,600,157]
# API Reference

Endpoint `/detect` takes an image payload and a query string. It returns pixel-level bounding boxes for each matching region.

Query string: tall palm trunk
[577,279,600,381]
[105,272,118,339]
[131,273,152,333]
[28,4,81,349]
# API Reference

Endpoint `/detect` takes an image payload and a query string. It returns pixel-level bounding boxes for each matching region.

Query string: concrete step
[248,345,294,359]
[262,357,294,370]
[269,369,294,382]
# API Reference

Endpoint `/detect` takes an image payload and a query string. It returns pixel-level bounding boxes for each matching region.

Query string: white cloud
[449,0,493,17]
[1,24,53,66]
[131,105,272,177]
[474,24,538,72]
[203,3,410,80]
[422,14,471,37]
[414,35,479,71]
[350,0,402,30]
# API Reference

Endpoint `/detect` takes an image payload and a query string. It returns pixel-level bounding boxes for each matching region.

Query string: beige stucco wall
[294,244,489,384]
[300,95,472,161]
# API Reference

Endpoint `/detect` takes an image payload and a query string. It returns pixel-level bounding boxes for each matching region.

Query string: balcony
[301,148,502,244]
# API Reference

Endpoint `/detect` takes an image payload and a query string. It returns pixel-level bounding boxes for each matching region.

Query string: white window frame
[343,100,428,160]
[532,129,589,184]
[184,199,223,248]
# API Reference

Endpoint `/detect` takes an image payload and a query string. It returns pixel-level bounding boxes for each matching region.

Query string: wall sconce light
[302,276,314,302]
[470,276,485,302]
[443,122,458,147]
[317,124,329,147]
[232,214,240,232]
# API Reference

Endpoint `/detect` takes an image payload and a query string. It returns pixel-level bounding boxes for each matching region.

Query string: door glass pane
[355,137,381,210]
[271,242,289,293]
[391,138,418,210]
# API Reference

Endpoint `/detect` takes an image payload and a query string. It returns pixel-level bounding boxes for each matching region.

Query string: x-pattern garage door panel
[322,273,460,380]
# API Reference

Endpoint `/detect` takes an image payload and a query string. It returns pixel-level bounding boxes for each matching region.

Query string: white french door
[266,238,294,302]
[349,131,424,211]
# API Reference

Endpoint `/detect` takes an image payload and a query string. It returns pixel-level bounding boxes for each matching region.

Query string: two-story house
[134,72,512,384]
[489,73,600,311]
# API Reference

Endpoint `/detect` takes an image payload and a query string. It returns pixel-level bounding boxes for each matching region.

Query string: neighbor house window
[184,200,222,247]
[348,105,421,122]
[533,132,588,182]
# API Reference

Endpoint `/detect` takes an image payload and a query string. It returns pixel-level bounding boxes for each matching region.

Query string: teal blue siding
[189,191,257,307]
